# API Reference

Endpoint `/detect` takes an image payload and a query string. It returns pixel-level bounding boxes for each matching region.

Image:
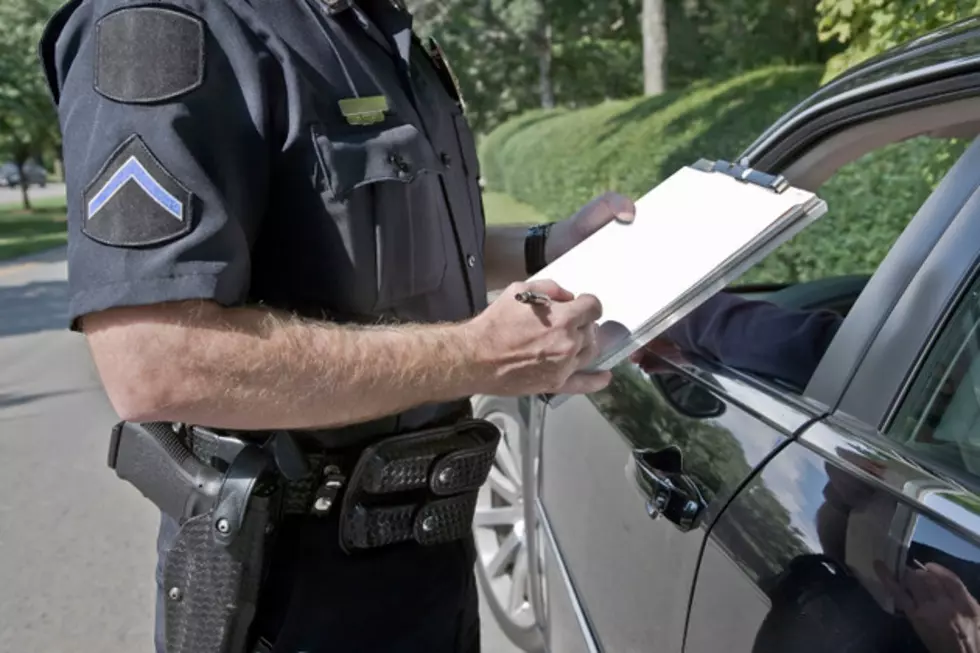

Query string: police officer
[39,0,634,651]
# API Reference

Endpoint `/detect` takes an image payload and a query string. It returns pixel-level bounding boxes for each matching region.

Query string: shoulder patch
[82,135,194,247]
[95,6,205,104]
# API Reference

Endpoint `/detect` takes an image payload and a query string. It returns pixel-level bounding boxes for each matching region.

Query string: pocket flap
[312,121,443,198]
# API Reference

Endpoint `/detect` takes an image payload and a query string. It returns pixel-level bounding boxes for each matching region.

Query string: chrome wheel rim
[474,409,535,629]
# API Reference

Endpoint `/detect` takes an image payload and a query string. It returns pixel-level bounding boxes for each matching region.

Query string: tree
[0,0,61,210]
[817,0,980,82]
[641,0,667,95]
[666,0,829,88]
[408,0,643,132]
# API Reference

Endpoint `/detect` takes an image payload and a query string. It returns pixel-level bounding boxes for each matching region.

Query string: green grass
[0,196,68,262]
[482,191,546,226]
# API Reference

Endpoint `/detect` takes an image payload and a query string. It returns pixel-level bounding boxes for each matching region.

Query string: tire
[471,395,545,652]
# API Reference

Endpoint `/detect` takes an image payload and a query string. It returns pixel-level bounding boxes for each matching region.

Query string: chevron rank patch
[82,135,193,247]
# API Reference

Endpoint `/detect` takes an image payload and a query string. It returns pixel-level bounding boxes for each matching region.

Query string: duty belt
[182,414,499,553]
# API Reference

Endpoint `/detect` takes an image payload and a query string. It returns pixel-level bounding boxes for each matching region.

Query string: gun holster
[107,422,282,653]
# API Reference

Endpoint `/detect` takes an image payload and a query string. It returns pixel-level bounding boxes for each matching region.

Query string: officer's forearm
[81,301,490,431]
[483,225,531,290]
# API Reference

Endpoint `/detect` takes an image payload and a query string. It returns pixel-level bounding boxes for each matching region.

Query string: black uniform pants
[154,508,481,653]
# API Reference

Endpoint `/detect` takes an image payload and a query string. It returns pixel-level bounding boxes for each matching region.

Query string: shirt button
[389,153,410,173]
[440,152,452,167]
[466,254,477,268]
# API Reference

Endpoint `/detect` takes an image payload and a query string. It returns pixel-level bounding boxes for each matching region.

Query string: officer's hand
[468,280,612,396]
[545,192,636,263]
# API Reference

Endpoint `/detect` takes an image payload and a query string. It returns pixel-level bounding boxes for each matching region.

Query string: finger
[557,370,613,395]
[906,566,941,606]
[576,325,601,368]
[927,563,976,611]
[522,279,575,302]
[600,192,636,223]
[874,560,917,615]
[565,293,603,325]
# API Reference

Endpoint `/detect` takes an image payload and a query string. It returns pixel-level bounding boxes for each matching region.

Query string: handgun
[106,421,225,522]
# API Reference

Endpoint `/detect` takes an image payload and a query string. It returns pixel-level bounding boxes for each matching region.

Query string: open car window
[712,135,970,395]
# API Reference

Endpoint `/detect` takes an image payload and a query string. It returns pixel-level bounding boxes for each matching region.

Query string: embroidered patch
[82,135,194,247]
[95,6,205,104]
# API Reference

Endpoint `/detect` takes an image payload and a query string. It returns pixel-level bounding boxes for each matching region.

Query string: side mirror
[653,373,726,419]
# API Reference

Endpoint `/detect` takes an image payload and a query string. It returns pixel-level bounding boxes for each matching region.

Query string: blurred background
[1,0,979,651]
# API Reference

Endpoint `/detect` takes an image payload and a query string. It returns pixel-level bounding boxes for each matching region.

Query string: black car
[473,17,980,653]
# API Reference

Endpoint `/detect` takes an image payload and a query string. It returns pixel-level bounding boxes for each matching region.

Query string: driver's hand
[629,336,685,375]
[877,561,980,653]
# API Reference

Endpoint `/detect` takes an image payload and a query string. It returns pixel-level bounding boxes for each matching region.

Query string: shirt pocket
[312,120,449,312]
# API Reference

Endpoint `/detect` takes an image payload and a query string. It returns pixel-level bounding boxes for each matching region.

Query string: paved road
[0,247,518,652]
[0,183,66,206]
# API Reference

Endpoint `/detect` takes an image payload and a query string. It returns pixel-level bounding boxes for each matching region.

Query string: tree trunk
[16,162,31,211]
[642,0,668,96]
[536,1,555,110]
[538,26,555,109]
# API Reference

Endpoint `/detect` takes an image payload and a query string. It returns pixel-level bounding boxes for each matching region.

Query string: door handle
[628,446,706,532]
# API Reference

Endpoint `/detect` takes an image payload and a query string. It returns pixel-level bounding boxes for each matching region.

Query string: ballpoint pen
[515,290,552,306]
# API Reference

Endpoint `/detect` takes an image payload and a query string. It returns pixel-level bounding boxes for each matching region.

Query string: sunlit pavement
[0,246,518,652]
[0,183,66,205]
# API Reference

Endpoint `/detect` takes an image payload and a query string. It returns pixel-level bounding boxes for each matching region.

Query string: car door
[534,348,822,653]
[685,137,980,653]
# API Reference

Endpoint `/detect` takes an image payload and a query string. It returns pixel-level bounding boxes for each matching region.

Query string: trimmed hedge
[480,65,968,284]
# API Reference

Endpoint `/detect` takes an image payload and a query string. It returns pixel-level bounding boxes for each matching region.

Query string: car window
[886,272,980,481]
[738,135,967,293]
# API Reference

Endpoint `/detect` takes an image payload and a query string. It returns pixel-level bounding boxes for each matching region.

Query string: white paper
[528,164,826,371]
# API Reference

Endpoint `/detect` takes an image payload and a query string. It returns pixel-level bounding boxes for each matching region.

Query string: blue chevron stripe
[87,156,184,221]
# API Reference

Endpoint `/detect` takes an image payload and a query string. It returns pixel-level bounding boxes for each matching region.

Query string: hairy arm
[83,301,487,430]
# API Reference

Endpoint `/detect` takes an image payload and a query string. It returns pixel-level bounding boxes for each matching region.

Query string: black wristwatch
[524,223,552,276]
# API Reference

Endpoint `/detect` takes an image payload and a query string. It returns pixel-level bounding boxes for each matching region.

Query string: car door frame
[804,136,980,429]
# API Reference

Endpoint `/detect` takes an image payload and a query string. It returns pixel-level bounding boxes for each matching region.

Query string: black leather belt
[181,406,498,553]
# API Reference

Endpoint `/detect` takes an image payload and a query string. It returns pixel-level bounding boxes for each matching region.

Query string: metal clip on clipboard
[532,158,828,408]
[690,158,791,194]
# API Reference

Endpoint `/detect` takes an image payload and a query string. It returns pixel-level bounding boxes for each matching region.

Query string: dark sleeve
[664,292,843,389]
[40,0,280,328]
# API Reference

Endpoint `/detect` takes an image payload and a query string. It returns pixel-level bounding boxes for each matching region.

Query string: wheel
[472,395,545,652]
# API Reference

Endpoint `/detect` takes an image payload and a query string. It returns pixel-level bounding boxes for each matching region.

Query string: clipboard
[528,159,829,405]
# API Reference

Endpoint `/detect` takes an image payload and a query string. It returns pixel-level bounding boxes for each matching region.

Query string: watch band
[524,223,552,276]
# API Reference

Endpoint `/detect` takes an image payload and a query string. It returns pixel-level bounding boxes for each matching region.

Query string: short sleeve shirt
[41,0,488,439]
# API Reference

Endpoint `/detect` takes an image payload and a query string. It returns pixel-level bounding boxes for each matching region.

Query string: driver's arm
[663,292,843,389]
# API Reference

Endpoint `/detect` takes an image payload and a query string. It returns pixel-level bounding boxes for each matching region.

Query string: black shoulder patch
[95,6,205,104]
[82,135,194,247]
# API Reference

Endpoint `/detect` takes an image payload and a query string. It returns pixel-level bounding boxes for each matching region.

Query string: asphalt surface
[0,182,67,205]
[0,246,518,652]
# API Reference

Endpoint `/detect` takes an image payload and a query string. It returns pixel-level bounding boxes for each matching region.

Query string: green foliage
[667,0,835,88]
[741,136,967,284]
[0,0,61,208]
[816,0,980,82]
[481,66,823,221]
[481,65,968,284]
[409,0,643,133]
[409,0,830,133]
